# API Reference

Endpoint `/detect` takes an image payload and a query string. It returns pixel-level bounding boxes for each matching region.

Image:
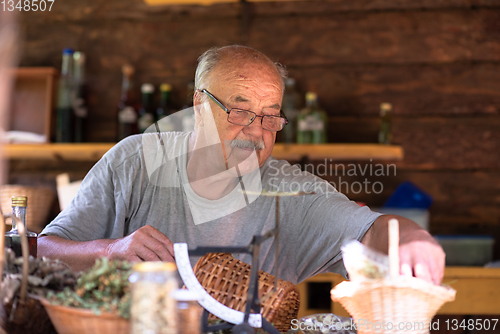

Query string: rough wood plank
[289,63,500,117]
[18,4,500,64]
[17,0,500,24]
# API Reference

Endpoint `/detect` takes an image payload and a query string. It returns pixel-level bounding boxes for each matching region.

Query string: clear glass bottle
[129,262,180,334]
[297,92,327,144]
[56,48,74,142]
[138,83,156,134]
[4,196,37,257]
[72,51,87,143]
[378,102,392,145]
[171,289,202,334]
[117,64,138,141]
[280,78,301,143]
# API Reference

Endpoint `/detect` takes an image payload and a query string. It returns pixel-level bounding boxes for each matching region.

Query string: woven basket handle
[1,213,30,302]
[388,218,400,278]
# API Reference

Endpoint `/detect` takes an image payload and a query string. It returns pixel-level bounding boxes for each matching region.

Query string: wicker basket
[331,219,456,334]
[193,253,300,333]
[0,185,55,233]
[331,277,456,334]
[40,299,130,334]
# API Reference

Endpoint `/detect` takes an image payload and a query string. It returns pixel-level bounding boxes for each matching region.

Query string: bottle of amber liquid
[117,64,138,141]
[4,196,37,257]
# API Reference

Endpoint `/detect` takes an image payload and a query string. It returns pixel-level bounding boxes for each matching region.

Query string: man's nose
[244,115,264,137]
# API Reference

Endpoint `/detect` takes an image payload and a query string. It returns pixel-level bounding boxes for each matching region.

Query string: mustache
[230,139,265,151]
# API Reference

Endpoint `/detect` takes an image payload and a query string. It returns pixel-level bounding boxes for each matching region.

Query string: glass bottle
[156,83,177,132]
[56,48,74,143]
[129,262,180,334]
[4,196,37,257]
[378,102,392,145]
[171,289,202,334]
[137,83,155,134]
[279,78,301,143]
[297,92,327,144]
[72,51,87,143]
[117,64,138,141]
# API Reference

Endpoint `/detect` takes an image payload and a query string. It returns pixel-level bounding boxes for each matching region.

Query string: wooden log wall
[11,0,500,256]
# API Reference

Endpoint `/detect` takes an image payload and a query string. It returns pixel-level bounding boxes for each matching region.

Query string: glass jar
[171,289,203,334]
[129,262,180,334]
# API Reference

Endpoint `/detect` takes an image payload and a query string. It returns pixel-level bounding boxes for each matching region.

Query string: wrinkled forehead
[209,57,283,93]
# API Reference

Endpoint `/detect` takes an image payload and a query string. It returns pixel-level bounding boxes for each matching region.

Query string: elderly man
[39,45,444,285]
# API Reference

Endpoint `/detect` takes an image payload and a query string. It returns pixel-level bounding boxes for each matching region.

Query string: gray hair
[194,46,287,98]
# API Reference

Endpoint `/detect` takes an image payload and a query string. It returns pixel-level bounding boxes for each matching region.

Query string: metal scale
[174,190,313,334]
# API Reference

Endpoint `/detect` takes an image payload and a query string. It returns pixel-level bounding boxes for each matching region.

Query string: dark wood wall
[12,0,500,255]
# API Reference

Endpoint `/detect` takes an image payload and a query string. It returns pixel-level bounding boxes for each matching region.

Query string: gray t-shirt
[42,132,381,284]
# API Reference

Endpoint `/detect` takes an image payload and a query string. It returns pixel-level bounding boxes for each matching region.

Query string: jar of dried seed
[129,262,180,334]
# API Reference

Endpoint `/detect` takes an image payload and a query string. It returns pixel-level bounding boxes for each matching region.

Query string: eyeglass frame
[199,89,289,132]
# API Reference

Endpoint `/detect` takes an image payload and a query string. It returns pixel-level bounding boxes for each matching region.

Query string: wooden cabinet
[9,67,57,143]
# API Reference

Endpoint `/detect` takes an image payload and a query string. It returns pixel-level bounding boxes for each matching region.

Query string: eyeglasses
[200,89,288,132]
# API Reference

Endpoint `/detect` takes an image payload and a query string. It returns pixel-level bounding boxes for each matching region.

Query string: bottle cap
[122,64,135,76]
[380,103,392,112]
[141,83,155,94]
[12,196,27,207]
[73,52,85,63]
[160,83,172,92]
[305,92,317,101]
[132,261,177,272]
[63,48,74,55]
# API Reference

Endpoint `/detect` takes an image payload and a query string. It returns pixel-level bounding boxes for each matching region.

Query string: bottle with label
[137,83,155,133]
[378,102,392,145]
[156,83,177,132]
[297,92,327,144]
[117,64,138,141]
[4,196,37,257]
[72,51,87,142]
[279,78,301,143]
[56,48,74,142]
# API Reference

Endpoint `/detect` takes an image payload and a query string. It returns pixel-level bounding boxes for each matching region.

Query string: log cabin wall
[10,0,500,256]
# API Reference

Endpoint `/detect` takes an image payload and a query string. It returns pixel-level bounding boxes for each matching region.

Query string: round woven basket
[193,253,300,333]
[40,299,130,334]
[331,277,456,334]
[0,185,54,233]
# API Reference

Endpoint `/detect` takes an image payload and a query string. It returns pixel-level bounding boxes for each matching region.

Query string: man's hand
[105,225,175,262]
[362,215,445,285]
[38,225,175,272]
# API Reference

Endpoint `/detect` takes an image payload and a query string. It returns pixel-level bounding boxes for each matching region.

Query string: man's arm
[38,225,175,272]
[361,214,445,284]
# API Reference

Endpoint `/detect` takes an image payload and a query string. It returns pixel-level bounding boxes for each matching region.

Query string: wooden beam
[1,143,404,161]
[272,143,404,161]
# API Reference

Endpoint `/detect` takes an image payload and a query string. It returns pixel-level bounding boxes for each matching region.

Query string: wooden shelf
[2,143,113,161]
[272,143,403,161]
[2,143,404,161]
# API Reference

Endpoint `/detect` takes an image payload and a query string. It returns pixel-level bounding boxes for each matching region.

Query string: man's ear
[193,90,204,127]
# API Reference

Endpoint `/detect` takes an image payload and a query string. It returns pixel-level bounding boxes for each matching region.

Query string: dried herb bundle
[1,248,78,305]
[0,248,79,334]
[46,258,132,318]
